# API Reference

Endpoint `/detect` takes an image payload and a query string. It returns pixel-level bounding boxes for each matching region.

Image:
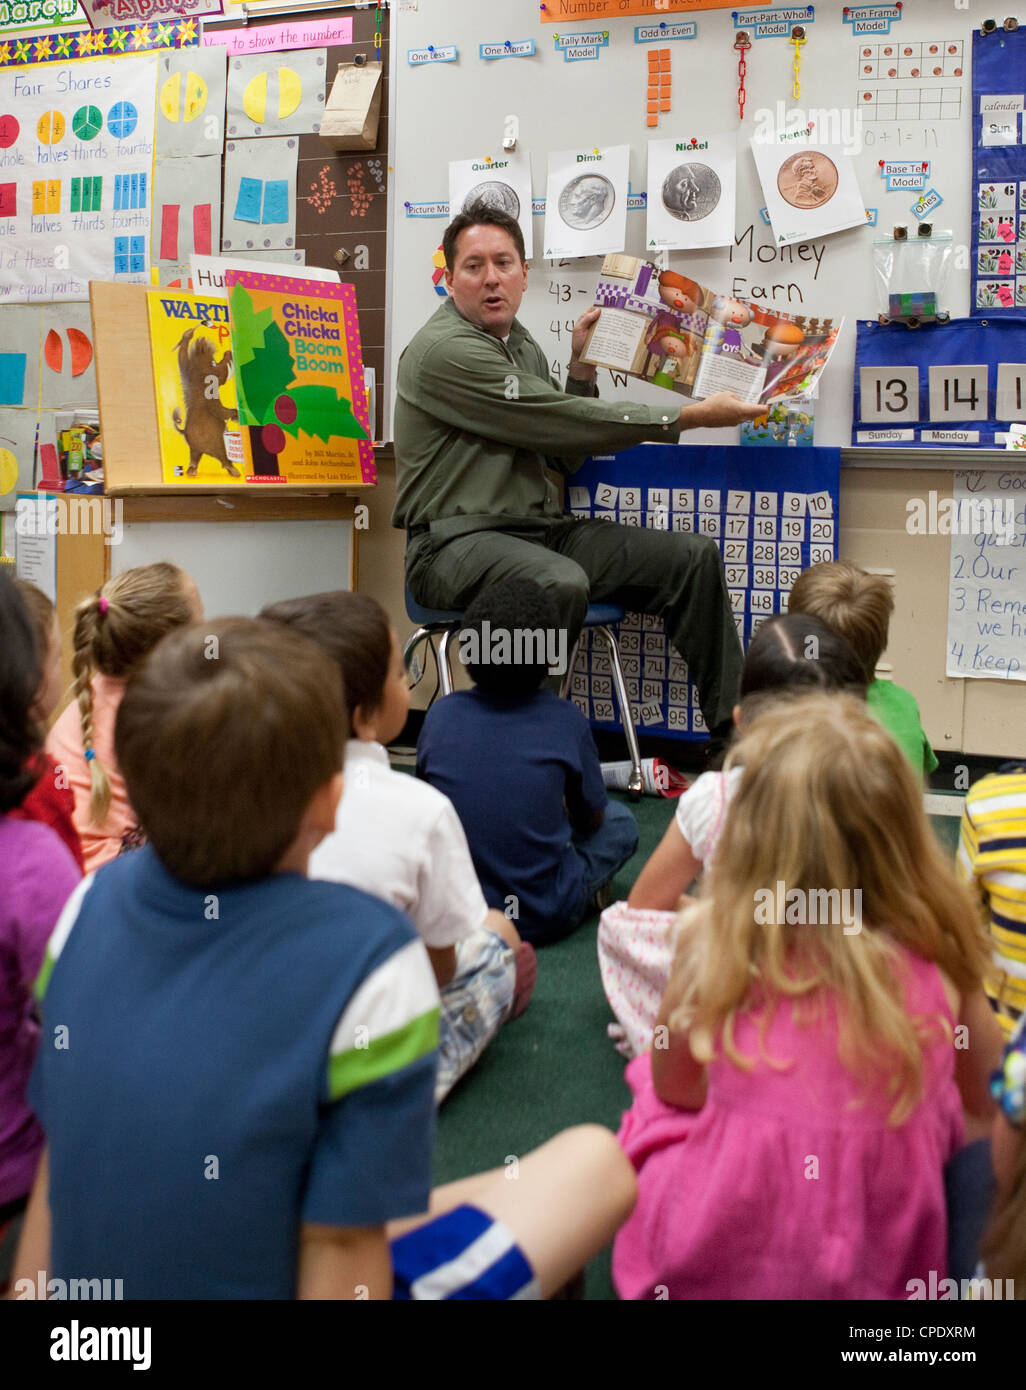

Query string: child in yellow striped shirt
[958,765,1026,1038]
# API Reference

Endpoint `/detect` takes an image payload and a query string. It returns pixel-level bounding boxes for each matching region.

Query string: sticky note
[0,353,27,404]
[646,114,658,127]
[160,203,180,260]
[660,72,671,86]
[660,99,671,111]
[648,100,658,113]
[234,176,263,223]
[193,203,212,256]
[261,179,290,224]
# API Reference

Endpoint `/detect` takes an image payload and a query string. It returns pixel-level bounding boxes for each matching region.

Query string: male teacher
[392,203,765,754]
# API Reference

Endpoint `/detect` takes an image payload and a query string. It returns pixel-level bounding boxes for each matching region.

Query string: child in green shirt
[788,559,938,777]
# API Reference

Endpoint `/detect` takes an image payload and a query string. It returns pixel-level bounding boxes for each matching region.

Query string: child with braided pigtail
[46,563,201,872]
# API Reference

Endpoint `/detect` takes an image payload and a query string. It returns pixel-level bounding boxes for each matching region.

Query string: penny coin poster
[646,133,736,252]
[749,125,867,246]
[449,149,533,259]
[0,53,157,302]
[543,144,629,261]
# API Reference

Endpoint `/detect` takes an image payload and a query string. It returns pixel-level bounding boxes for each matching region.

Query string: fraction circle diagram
[776,151,838,210]
[44,326,93,378]
[0,446,17,496]
[558,174,615,230]
[72,105,103,141]
[37,110,65,145]
[160,70,209,123]
[0,114,19,148]
[243,68,302,125]
[661,163,720,222]
[107,102,138,139]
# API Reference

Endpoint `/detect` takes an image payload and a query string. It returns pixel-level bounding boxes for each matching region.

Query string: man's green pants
[406,515,743,738]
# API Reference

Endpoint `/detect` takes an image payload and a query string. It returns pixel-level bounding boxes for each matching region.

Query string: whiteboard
[111,520,353,619]
[390,0,978,448]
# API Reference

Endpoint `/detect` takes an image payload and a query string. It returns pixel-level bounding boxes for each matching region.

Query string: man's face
[445,224,527,338]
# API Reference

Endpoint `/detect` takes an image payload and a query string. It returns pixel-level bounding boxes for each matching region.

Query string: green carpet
[431,787,967,1300]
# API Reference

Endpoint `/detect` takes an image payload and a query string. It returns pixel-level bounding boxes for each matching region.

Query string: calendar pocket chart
[971,25,1026,315]
[854,318,1026,448]
[564,444,841,742]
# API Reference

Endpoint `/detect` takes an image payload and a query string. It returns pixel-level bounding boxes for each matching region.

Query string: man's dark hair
[460,578,561,700]
[443,201,526,271]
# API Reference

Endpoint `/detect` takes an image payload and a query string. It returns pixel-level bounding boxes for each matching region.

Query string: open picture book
[580,254,842,406]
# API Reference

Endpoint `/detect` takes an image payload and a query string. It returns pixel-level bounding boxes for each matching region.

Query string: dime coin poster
[449,150,533,259]
[749,124,867,247]
[224,269,374,486]
[646,134,736,252]
[543,144,629,260]
[0,53,157,302]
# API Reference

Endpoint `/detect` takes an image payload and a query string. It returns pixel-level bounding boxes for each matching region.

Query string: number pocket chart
[853,318,1026,448]
[564,444,841,742]
[971,24,1026,315]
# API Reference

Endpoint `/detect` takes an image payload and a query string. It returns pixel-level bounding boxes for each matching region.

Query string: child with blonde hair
[613,693,1001,1300]
[46,562,201,871]
[599,613,866,1058]
[787,558,938,775]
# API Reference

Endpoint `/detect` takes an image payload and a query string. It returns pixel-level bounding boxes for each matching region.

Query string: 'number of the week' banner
[539,0,770,19]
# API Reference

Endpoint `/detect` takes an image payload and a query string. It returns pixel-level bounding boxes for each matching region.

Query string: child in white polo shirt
[261,590,535,1102]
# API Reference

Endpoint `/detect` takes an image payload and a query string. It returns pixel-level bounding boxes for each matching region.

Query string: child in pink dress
[613,693,1002,1300]
[599,614,866,1058]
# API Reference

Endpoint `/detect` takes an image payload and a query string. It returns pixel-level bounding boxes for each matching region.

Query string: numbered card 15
[853,318,1026,448]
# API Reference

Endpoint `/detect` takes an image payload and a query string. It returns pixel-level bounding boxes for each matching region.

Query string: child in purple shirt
[0,574,80,1282]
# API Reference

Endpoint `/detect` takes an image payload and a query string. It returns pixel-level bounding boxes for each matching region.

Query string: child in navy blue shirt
[14,617,637,1299]
[418,579,639,945]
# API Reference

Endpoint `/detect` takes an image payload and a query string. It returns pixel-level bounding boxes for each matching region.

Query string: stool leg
[559,635,582,700]
[402,626,433,688]
[597,625,643,801]
[437,627,456,697]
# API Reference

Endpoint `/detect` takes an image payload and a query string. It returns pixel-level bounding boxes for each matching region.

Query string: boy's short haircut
[260,590,389,726]
[115,618,345,887]
[787,560,894,682]
[460,578,561,699]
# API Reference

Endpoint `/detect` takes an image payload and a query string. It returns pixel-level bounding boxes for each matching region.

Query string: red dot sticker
[273,394,297,425]
[0,114,18,148]
[261,424,286,454]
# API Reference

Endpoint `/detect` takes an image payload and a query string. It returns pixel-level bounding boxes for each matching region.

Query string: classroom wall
[370,458,1014,755]
[380,0,1020,758]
